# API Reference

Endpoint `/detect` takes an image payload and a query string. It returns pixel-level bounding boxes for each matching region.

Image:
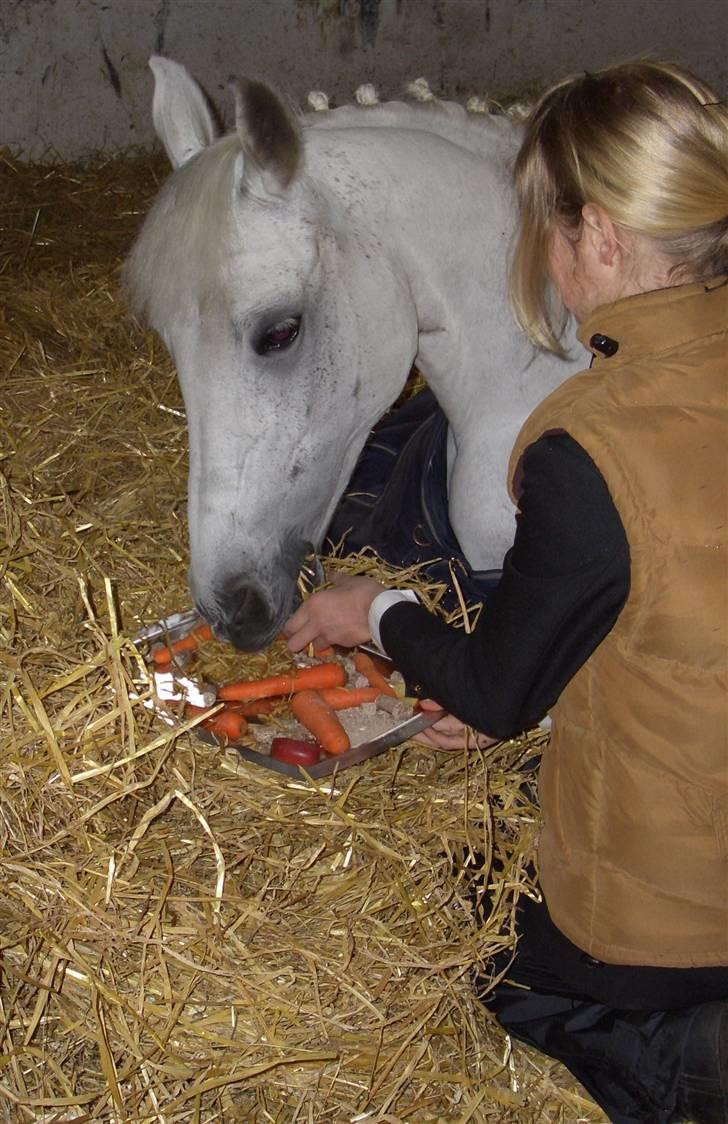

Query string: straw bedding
[0,151,606,1121]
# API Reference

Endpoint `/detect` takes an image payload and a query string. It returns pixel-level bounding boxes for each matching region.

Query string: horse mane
[302,78,530,159]
[305,77,531,122]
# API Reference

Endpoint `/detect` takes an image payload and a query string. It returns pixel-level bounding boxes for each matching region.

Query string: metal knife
[133,607,203,647]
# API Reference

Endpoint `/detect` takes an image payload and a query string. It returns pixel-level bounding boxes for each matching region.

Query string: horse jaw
[185,437,368,652]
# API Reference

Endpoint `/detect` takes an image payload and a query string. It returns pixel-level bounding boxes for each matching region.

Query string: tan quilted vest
[509,279,728,966]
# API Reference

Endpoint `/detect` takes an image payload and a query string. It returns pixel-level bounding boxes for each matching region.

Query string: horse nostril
[215,581,277,651]
[230,585,267,629]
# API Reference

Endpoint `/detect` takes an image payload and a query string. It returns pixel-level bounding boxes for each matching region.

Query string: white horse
[125,57,582,651]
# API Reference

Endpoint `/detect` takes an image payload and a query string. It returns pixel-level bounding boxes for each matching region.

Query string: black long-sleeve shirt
[380,432,631,737]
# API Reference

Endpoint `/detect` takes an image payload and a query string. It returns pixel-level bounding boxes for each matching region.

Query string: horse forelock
[124,135,243,329]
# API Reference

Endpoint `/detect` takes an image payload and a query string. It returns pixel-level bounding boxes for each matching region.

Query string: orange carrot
[314,645,336,658]
[153,622,214,665]
[318,686,382,710]
[290,689,351,755]
[217,662,346,702]
[353,651,397,697]
[226,697,277,718]
[185,704,247,740]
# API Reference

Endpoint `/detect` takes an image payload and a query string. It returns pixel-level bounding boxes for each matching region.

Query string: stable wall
[2,0,728,160]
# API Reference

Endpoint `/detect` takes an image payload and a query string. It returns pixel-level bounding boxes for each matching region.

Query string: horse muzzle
[196,577,286,651]
[192,540,316,651]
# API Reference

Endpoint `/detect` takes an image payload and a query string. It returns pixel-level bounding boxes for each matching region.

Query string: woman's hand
[415,698,499,751]
[284,575,385,653]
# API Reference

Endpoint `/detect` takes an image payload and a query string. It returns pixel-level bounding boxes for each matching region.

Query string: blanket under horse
[125,57,582,650]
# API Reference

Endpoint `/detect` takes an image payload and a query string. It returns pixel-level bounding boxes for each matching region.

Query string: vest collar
[577,276,728,366]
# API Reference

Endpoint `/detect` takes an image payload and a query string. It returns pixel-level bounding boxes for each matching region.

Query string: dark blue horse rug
[325,387,502,610]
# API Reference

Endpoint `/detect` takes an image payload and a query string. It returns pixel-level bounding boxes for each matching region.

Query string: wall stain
[101,44,122,97]
[154,0,172,54]
[358,0,380,46]
[295,0,387,50]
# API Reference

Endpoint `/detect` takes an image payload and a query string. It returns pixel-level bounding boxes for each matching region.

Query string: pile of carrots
[151,625,398,761]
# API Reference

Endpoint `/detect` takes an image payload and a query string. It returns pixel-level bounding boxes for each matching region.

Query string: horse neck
[306,121,527,436]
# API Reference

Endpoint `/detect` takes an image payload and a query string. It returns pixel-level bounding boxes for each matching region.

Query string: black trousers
[486,983,700,1123]
[480,894,728,1123]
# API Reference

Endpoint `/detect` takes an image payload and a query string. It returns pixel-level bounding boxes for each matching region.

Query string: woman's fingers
[415,704,498,750]
[283,577,385,652]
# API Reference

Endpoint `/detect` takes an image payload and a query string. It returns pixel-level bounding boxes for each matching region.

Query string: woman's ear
[581,202,624,268]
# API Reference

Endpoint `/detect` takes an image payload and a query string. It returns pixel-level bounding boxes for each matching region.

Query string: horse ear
[149,55,219,169]
[231,78,302,196]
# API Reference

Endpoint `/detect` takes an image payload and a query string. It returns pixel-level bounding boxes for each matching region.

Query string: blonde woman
[284,61,728,1123]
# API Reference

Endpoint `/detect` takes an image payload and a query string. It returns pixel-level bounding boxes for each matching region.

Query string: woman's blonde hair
[511,60,728,353]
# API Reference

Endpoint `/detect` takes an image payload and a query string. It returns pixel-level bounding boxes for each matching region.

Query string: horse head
[126,57,418,650]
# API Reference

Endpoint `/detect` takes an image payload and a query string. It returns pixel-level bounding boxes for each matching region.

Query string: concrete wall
[2,0,727,160]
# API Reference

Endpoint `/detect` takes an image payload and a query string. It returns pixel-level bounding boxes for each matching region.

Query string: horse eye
[255,316,301,355]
